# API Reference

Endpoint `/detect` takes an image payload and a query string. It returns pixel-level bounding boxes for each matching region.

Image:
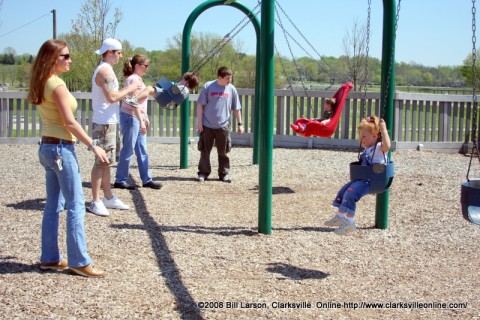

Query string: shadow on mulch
[249,185,296,194]
[266,262,329,280]
[5,198,45,211]
[111,224,258,237]
[0,256,38,274]
[126,176,204,320]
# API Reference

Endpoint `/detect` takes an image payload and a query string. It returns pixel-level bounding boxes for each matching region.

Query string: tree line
[0,0,476,92]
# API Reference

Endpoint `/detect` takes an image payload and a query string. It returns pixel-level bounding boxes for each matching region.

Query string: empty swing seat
[460,179,480,224]
[154,77,189,108]
[349,161,395,194]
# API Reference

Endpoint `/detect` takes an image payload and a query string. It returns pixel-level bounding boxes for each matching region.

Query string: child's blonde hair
[358,115,382,142]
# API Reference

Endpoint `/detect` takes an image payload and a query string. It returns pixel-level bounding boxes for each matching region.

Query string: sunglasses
[59,54,71,60]
[141,64,149,68]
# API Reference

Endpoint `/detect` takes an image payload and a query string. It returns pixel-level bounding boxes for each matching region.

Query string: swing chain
[189,2,260,74]
[381,0,402,118]
[275,0,311,111]
[472,0,478,143]
[467,0,480,181]
[361,0,372,112]
[274,0,333,81]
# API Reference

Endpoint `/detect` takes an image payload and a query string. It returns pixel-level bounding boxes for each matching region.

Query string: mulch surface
[0,143,479,319]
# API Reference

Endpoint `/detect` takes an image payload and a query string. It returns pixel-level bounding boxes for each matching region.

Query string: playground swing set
[151,1,261,110]
[285,0,396,195]
[461,0,480,225]
[180,0,480,231]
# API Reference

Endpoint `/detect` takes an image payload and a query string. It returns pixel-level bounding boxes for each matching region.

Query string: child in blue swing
[124,72,199,107]
[325,115,391,235]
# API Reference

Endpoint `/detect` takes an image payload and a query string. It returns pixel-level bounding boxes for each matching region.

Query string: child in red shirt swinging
[290,97,337,135]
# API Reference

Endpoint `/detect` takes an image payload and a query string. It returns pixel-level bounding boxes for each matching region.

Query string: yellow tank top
[39,76,77,141]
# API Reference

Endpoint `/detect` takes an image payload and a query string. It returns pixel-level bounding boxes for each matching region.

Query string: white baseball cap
[95,38,122,55]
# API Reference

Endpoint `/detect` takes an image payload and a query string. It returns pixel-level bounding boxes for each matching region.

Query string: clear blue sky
[0,0,474,67]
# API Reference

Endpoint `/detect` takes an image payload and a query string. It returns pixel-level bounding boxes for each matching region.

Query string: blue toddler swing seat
[350,160,395,195]
[460,135,480,225]
[349,134,395,195]
[154,77,189,109]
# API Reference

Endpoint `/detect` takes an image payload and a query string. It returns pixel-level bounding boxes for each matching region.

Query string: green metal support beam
[180,0,261,169]
[376,0,397,229]
[257,0,275,234]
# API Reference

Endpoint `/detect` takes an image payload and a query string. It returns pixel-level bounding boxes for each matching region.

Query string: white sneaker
[89,201,110,217]
[102,196,129,210]
[334,218,357,235]
[324,214,344,227]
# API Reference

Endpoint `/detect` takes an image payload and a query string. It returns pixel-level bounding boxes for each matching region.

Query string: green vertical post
[252,40,262,165]
[376,0,396,229]
[180,0,261,169]
[180,17,193,169]
[258,0,274,234]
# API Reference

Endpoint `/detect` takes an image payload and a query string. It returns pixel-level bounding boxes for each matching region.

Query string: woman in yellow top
[27,39,108,277]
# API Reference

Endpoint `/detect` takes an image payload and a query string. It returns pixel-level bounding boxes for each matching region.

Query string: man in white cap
[88,38,140,217]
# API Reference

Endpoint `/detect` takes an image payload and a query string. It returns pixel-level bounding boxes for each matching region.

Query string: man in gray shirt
[196,66,244,182]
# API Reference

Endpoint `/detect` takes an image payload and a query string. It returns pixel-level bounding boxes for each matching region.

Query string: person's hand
[196,122,203,134]
[379,119,388,132]
[140,120,147,135]
[93,146,110,164]
[237,124,244,134]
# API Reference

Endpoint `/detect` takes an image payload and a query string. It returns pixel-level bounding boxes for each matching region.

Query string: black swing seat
[349,161,395,194]
[460,179,480,224]
[154,77,189,108]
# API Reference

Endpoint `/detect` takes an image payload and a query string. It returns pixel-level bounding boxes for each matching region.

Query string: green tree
[61,0,122,91]
[460,50,480,88]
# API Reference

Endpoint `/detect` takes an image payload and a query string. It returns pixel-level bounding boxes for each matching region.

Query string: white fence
[0,89,477,153]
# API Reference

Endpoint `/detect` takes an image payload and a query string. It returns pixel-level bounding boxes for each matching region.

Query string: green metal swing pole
[180,0,261,169]
[375,0,397,229]
[258,0,275,234]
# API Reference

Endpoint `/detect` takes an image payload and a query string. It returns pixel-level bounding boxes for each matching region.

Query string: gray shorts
[91,123,116,167]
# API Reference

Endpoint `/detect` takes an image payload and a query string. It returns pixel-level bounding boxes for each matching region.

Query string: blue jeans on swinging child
[332,180,370,216]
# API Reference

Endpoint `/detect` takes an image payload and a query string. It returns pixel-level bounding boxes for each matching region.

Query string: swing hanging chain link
[361,0,372,113]
[189,2,261,75]
[381,0,402,119]
[274,0,311,109]
[467,0,480,181]
[472,0,478,142]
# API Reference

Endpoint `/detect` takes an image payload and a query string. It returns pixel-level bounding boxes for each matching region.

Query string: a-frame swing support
[180,0,397,234]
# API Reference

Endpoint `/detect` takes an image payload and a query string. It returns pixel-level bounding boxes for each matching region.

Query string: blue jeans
[332,180,370,216]
[115,112,152,184]
[38,143,91,267]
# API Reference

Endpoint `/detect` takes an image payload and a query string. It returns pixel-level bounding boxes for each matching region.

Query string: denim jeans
[332,180,370,216]
[38,143,91,268]
[115,112,152,184]
[197,125,231,179]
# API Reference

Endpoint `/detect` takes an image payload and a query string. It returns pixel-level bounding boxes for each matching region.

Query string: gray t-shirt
[198,80,241,129]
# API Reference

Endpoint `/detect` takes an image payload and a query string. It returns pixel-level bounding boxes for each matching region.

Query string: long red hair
[27,39,67,105]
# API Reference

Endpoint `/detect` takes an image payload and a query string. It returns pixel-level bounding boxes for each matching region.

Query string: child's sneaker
[334,219,357,235]
[324,214,344,227]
